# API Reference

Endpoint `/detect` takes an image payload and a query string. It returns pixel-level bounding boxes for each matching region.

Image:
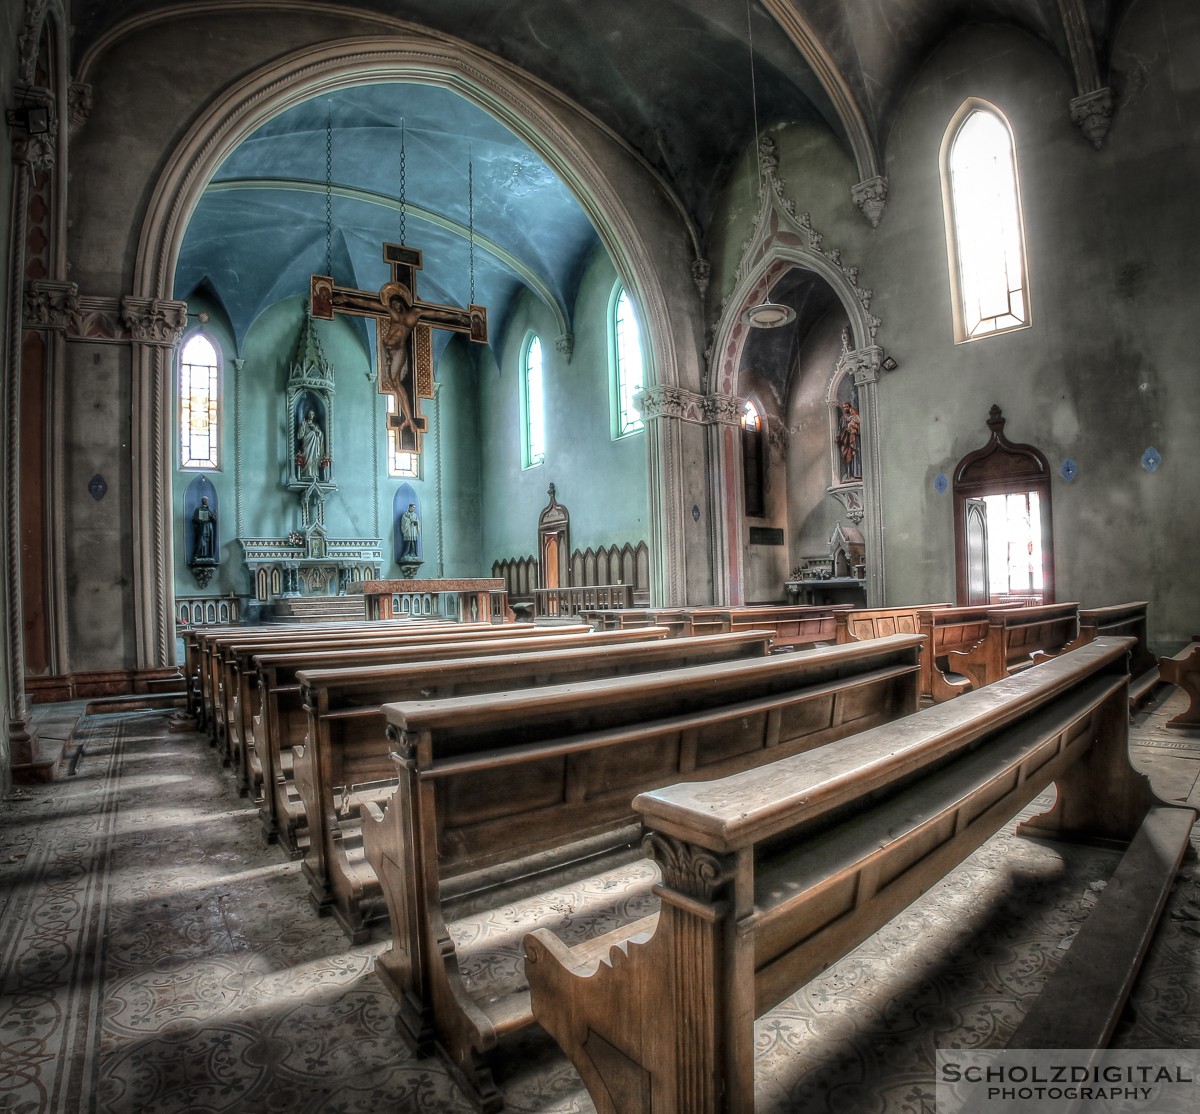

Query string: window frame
[940,98,1031,344]
[384,393,421,478]
[741,398,766,518]
[520,331,545,469]
[178,330,223,471]
[609,282,646,439]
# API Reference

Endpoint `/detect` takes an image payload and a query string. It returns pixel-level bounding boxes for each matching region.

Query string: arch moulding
[706,137,892,606]
[130,34,695,661]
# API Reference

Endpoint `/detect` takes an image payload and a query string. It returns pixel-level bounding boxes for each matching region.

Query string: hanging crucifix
[310,243,488,454]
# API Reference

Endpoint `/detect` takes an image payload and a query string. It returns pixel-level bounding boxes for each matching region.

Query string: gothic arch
[706,138,890,605]
[129,32,699,660]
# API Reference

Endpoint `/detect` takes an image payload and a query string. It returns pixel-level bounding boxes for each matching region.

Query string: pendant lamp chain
[468,151,476,306]
[324,103,334,278]
[398,119,407,245]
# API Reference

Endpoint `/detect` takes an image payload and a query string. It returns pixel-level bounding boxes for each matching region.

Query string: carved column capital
[1070,87,1114,149]
[852,175,889,228]
[700,393,743,426]
[120,296,188,347]
[554,332,575,360]
[68,82,94,135]
[691,257,712,299]
[636,384,707,424]
[24,279,79,330]
[642,831,735,903]
[840,344,884,387]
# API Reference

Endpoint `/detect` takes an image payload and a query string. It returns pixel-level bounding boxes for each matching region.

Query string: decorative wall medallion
[692,505,701,522]
[934,473,948,495]
[1142,447,1161,473]
[1060,458,1077,482]
[88,474,107,501]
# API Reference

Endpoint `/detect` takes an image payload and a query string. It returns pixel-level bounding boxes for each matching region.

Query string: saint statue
[836,400,861,482]
[192,497,217,563]
[297,409,325,481]
[399,503,420,560]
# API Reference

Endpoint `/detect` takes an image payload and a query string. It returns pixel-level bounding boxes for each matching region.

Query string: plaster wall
[479,246,649,566]
[865,7,1200,644]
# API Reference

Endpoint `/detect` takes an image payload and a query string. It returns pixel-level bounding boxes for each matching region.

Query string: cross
[311,243,488,454]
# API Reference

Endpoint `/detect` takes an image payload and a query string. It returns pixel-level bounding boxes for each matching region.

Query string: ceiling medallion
[742,301,796,329]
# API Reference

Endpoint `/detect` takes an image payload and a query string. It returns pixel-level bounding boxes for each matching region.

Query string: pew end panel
[525,637,1196,1114]
[1160,638,1200,729]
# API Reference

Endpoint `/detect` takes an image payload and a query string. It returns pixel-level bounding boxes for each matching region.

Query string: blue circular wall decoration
[1060,458,1077,482]
[691,504,701,522]
[933,473,948,495]
[1142,447,1161,473]
[88,474,108,501]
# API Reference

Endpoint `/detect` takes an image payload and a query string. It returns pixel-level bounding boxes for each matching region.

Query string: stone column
[125,297,187,667]
[701,393,745,606]
[3,111,56,771]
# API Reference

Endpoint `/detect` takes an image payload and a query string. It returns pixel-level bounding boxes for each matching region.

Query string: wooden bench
[292,629,772,940]
[1065,601,1158,708]
[917,603,1023,703]
[198,618,465,749]
[246,625,609,854]
[217,622,561,795]
[835,603,950,643]
[581,605,854,648]
[941,601,1079,691]
[524,637,1196,1114]
[362,634,924,1110]
[1159,637,1200,728]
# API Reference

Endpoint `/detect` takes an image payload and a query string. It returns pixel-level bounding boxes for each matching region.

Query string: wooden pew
[362,634,924,1110]
[247,625,599,853]
[1159,637,1200,728]
[293,629,772,941]
[525,637,1196,1114]
[197,619,456,749]
[215,622,537,791]
[917,603,1023,703]
[941,601,1079,691]
[1067,601,1158,708]
[835,602,951,643]
[581,605,854,648]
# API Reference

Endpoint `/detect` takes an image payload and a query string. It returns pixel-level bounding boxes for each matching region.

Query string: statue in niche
[192,497,217,563]
[836,400,862,482]
[399,503,420,560]
[296,408,326,482]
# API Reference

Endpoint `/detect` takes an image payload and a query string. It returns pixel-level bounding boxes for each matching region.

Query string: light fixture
[742,0,794,330]
[6,103,49,135]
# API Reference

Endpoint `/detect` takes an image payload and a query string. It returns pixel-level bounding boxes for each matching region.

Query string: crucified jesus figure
[380,281,422,428]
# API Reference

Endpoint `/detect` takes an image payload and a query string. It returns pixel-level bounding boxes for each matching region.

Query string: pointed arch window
[611,283,645,437]
[385,395,420,477]
[179,332,221,470]
[522,333,545,468]
[942,101,1030,342]
[741,399,765,518]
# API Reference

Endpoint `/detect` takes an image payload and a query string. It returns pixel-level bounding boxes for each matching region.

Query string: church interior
[3,0,1200,1111]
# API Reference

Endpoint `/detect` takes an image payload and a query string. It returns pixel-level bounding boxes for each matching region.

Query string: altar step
[271,596,367,623]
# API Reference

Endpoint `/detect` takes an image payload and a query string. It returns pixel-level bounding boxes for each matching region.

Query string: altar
[352,578,511,624]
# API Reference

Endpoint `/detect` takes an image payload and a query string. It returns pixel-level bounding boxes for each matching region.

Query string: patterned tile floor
[1,688,1198,1114]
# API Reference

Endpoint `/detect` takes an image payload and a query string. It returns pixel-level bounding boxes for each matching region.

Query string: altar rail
[353,579,510,623]
[534,584,633,618]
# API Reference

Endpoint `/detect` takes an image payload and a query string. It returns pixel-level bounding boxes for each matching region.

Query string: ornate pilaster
[128,297,187,667]
[851,175,888,228]
[17,0,50,85]
[9,84,56,181]
[836,341,886,604]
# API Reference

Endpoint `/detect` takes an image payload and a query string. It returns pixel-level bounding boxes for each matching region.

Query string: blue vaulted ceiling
[174,83,600,358]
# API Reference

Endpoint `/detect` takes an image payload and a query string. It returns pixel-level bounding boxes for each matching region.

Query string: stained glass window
[612,285,645,437]
[179,333,220,470]
[523,334,545,467]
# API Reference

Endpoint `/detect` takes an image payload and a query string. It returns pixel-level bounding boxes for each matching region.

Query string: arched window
[179,332,221,470]
[941,101,1030,342]
[741,399,765,517]
[385,394,420,478]
[611,284,645,437]
[522,333,545,467]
